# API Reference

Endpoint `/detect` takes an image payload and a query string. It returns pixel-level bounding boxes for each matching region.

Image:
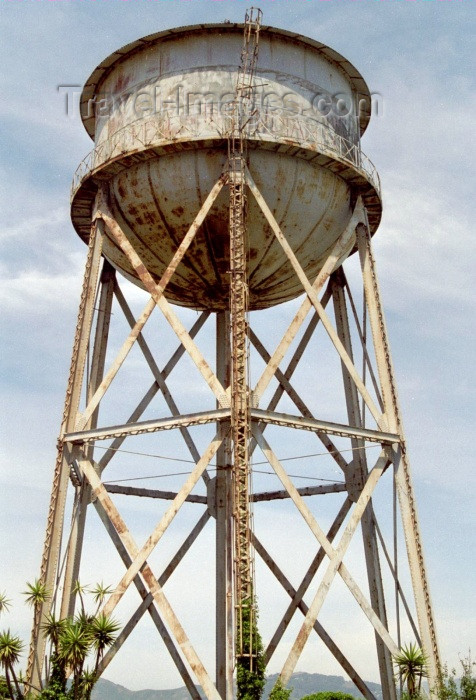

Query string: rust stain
[143,211,156,226]
[125,204,139,218]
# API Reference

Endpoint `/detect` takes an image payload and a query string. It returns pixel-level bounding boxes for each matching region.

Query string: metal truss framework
[27,167,441,700]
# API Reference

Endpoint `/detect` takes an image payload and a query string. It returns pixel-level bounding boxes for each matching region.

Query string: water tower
[28,11,440,699]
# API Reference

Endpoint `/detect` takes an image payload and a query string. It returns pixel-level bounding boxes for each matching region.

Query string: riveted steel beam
[252,192,367,406]
[331,268,395,700]
[250,409,400,444]
[27,216,105,691]
[105,484,208,503]
[97,310,209,472]
[65,409,230,444]
[252,484,346,501]
[357,223,441,688]
[253,531,376,700]
[60,261,116,620]
[78,457,221,700]
[247,172,385,431]
[252,426,399,663]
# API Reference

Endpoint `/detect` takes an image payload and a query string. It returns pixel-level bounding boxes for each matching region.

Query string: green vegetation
[268,679,292,700]
[393,643,428,698]
[0,581,119,700]
[0,630,24,698]
[0,676,10,699]
[393,644,476,700]
[438,655,476,700]
[2,587,475,700]
[23,582,50,610]
[0,595,12,617]
[236,599,266,700]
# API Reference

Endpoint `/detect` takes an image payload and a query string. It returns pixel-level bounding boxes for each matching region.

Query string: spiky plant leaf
[23,580,50,608]
[0,594,11,617]
[393,643,428,697]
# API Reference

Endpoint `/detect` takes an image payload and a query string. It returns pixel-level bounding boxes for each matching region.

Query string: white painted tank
[71,23,381,310]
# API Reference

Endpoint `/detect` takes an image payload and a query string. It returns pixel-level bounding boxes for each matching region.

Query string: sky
[0,0,475,694]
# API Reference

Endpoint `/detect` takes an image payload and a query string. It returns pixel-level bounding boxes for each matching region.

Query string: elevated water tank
[71,23,381,310]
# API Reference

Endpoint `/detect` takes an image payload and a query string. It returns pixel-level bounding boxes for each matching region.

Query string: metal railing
[71,108,380,201]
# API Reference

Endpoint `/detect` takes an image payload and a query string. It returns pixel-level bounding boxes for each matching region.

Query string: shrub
[269,679,292,700]
[236,599,266,700]
[0,581,118,700]
[438,654,476,700]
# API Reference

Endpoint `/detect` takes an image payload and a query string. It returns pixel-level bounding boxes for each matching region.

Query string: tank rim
[70,137,382,259]
[80,22,373,140]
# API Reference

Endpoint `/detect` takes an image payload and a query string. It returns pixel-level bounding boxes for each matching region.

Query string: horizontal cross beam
[65,409,230,443]
[105,484,208,504]
[103,483,346,503]
[66,408,400,446]
[252,484,346,501]
[251,409,400,444]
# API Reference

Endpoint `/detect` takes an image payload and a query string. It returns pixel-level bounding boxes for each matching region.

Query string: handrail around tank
[71,109,381,202]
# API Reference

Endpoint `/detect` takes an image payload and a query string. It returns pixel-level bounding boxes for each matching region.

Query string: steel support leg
[331,268,396,700]
[60,261,115,619]
[26,216,105,690]
[356,223,441,690]
[215,312,234,698]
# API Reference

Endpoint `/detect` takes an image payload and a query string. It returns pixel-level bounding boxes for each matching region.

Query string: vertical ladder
[228,6,262,666]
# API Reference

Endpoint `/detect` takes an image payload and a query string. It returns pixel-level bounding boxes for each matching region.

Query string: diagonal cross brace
[251,185,366,406]
[249,291,350,474]
[246,169,385,430]
[75,296,156,430]
[252,425,399,664]
[95,435,222,617]
[97,311,209,472]
[76,175,228,429]
[92,501,207,699]
[97,509,211,682]
[253,531,376,700]
[78,456,222,700]
[279,450,387,685]
[113,283,208,482]
[264,498,352,662]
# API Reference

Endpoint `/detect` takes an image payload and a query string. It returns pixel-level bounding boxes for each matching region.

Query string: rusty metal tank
[71,23,381,311]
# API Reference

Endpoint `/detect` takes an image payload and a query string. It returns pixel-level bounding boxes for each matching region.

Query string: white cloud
[0,264,83,312]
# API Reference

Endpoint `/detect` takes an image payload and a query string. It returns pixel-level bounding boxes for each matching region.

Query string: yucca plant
[58,620,92,700]
[89,613,120,675]
[90,583,113,616]
[71,582,89,618]
[77,669,97,700]
[394,643,428,698]
[0,629,24,699]
[0,594,11,617]
[23,580,50,609]
[41,613,68,693]
[42,613,66,652]
[0,581,118,700]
